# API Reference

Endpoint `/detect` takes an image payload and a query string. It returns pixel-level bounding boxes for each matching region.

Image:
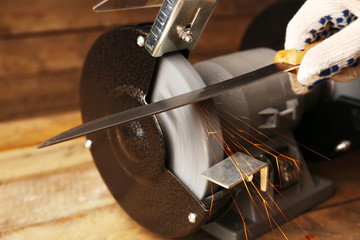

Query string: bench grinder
[39,0,344,239]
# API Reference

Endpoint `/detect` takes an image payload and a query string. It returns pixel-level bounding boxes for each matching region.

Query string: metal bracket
[145,0,218,57]
[202,152,269,192]
[258,98,299,129]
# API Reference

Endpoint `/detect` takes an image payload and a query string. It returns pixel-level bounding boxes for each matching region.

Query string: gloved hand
[285,0,360,94]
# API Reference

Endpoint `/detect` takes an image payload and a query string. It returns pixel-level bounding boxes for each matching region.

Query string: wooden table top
[0,135,359,240]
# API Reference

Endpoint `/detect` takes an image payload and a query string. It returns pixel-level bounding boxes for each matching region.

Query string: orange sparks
[196,103,321,240]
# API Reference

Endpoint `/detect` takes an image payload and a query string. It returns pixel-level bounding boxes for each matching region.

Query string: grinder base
[202,134,333,240]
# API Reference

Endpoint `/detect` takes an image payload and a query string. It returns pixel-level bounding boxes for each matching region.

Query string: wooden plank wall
[0,0,277,151]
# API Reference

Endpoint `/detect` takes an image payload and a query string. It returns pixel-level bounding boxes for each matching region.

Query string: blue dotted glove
[285,0,360,94]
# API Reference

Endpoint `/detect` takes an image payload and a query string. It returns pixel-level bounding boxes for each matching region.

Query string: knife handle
[274,41,320,73]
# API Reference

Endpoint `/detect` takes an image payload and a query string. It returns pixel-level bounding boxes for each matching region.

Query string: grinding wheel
[151,52,223,200]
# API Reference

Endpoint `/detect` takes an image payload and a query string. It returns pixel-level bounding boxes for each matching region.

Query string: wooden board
[0,130,359,239]
[0,111,81,151]
[0,0,276,35]
[0,138,89,182]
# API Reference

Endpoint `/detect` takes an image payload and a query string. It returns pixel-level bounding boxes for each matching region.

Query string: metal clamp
[145,0,218,57]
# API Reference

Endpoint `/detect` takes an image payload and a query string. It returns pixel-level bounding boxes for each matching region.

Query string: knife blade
[37,63,298,148]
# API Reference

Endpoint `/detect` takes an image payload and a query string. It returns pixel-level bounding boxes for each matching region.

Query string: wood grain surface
[0,136,359,240]
[0,111,81,151]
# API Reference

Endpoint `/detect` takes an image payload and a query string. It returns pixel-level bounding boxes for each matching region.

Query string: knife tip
[37,141,51,149]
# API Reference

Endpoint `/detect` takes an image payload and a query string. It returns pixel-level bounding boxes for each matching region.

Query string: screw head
[335,140,351,152]
[183,34,193,43]
[137,36,145,47]
[85,139,92,149]
[188,213,197,224]
[179,29,193,43]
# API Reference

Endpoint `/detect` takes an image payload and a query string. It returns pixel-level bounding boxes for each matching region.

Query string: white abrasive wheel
[151,52,223,200]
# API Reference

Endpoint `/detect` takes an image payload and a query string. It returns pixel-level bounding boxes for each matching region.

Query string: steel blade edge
[37,63,298,149]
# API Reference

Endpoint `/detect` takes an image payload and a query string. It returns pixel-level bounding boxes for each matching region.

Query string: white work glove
[285,0,360,94]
